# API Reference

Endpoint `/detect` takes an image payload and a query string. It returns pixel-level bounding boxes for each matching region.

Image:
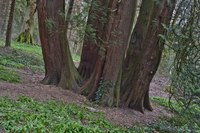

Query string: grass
[0,40,44,72]
[0,39,80,74]
[0,96,151,133]
[0,65,20,83]
[3,96,198,133]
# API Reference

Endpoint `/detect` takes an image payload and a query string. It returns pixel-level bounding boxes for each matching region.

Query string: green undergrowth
[0,96,150,133]
[1,96,199,132]
[0,40,80,73]
[0,40,44,72]
[151,96,200,132]
[0,65,20,83]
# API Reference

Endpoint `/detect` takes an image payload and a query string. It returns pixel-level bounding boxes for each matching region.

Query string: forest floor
[0,67,172,128]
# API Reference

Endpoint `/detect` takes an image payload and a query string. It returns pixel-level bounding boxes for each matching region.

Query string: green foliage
[45,19,55,32]
[0,40,80,73]
[0,66,20,83]
[0,96,145,133]
[72,54,80,62]
[152,96,200,132]
[95,78,114,104]
[158,0,200,131]
[0,41,44,72]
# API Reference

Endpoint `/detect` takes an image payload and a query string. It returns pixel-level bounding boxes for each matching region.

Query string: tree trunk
[37,0,81,89]
[66,0,75,30]
[5,0,16,47]
[37,0,63,85]
[58,0,82,91]
[0,0,11,38]
[121,0,176,113]
[16,0,36,44]
[80,0,137,107]
[78,0,107,80]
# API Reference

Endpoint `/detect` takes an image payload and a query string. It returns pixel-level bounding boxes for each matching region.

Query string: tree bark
[121,0,176,113]
[16,0,36,44]
[0,0,11,38]
[37,0,63,85]
[80,0,137,107]
[37,0,81,89]
[5,0,16,47]
[78,0,107,80]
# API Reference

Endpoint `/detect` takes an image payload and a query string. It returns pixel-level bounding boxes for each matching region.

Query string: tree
[80,0,138,106]
[79,0,176,111]
[16,0,36,44]
[0,0,11,38]
[5,0,16,47]
[120,0,176,112]
[36,0,176,112]
[78,0,108,80]
[36,0,81,89]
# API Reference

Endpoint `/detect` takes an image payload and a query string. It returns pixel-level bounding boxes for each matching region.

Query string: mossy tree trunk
[16,0,36,44]
[121,0,176,113]
[78,0,107,80]
[80,0,137,107]
[37,0,81,89]
[58,0,81,91]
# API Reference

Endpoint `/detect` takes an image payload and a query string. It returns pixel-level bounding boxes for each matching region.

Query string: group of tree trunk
[36,0,176,113]
[2,0,176,113]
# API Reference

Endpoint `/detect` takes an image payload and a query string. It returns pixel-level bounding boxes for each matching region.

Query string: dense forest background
[0,0,199,132]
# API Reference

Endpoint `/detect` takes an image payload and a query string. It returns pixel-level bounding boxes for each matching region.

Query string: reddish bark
[78,0,108,80]
[80,0,137,107]
[37,0,62,85]
[121,0,176,113]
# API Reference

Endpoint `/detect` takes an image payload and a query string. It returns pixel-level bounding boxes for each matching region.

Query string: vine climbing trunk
[80,0,137,107]
[16,0,36,44]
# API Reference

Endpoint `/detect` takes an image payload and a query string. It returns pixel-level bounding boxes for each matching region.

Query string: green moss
[0,66,21,83]
[16,32,34,44]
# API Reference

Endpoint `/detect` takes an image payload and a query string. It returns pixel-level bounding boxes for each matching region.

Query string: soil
[0,68,172,128]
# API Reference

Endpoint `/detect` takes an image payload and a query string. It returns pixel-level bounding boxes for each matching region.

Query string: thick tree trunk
[5,0,16,47]
[37,0,63,85]
[58,33,81,91]
[0,0,11,38]
[78,0,107,80]
[121,0,155,111]
[121,0,176,113]
[37,0,81,89]
[99,0,137,107]
[16,0,36,44]
[80,0,137,107]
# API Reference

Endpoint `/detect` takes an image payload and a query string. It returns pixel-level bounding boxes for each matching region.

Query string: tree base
[16,32,34,44]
